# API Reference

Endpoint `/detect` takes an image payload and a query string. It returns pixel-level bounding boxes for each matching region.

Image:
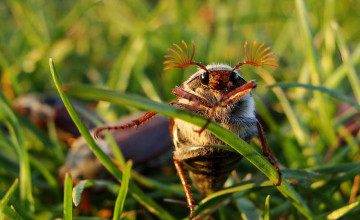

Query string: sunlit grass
[0,0,359,219]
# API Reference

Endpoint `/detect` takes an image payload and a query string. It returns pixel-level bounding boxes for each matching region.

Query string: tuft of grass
[0,0,359,219]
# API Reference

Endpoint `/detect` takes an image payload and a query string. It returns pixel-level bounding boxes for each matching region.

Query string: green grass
[1,0,360,219]
[64,173,73,220]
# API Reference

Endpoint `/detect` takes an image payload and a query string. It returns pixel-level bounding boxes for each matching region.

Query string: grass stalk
[113,161,132,220]
[332,21,360,103]
[264,195,270,220]
[256,69,308,146]
[326,200,360,220]
[268,82,360,111]
[64,173,73,220]
[296,0,337,146]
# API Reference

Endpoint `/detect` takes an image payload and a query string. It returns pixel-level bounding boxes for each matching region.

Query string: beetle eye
[201,72,209,85]
[229,72,240,82]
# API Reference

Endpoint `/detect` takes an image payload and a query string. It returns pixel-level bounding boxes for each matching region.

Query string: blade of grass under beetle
[49,58,175,220]
[0,178,19,220]
[64,84,314,219]
[64,173,73,220]
[113,161,132,220]
[268,83,360,111]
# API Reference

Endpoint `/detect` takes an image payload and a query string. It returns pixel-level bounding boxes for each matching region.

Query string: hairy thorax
[173,91,258,149]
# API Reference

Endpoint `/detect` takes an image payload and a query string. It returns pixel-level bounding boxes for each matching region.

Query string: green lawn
[1,0,359,219]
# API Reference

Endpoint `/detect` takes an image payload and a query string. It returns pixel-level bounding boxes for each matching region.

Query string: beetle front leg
[196,81,257,134]
[173,155,196,219]
[256,122,282,186]
[172,86,213,108]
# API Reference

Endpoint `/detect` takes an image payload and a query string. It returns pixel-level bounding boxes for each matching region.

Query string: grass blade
[64,173,73,220]
[264,195,270,220]
[1,206,20,220]
[295,0,320,83]
[235,198,262,220]
[73,180,120,207]
[268,82,360,111]
[113,161,133,220]
[107,37,145,91]
[49,58,175,220]
[326,200,360,220]
[296,0,337,146]
[63,84,314,219]
[195,181,273,216]
[74,105,126,166]
[129,169,185,197]
[0,178,19,220]
[325,44,360,89]
[256,69,308,147]
[332,21,360,103]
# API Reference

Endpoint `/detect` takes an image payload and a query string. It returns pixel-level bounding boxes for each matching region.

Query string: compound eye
[201,72,209,85]
[229,72,240,83]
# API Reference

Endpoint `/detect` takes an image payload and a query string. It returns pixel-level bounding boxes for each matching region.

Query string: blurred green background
[1,0,360,219]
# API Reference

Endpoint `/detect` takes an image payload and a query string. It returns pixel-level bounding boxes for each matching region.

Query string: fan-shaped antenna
[164,40,208,72]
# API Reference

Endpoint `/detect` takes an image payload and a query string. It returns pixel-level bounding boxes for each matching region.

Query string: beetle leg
[173,155,196,219]
[94,111,157,139]
[218,81,257,107]
[256,122,282,186]
[173,86,213,108]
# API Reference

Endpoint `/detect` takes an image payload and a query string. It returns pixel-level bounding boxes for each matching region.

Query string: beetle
[95,40,281,218]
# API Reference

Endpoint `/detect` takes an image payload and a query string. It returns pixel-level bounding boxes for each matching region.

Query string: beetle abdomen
[181,148,242,197]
